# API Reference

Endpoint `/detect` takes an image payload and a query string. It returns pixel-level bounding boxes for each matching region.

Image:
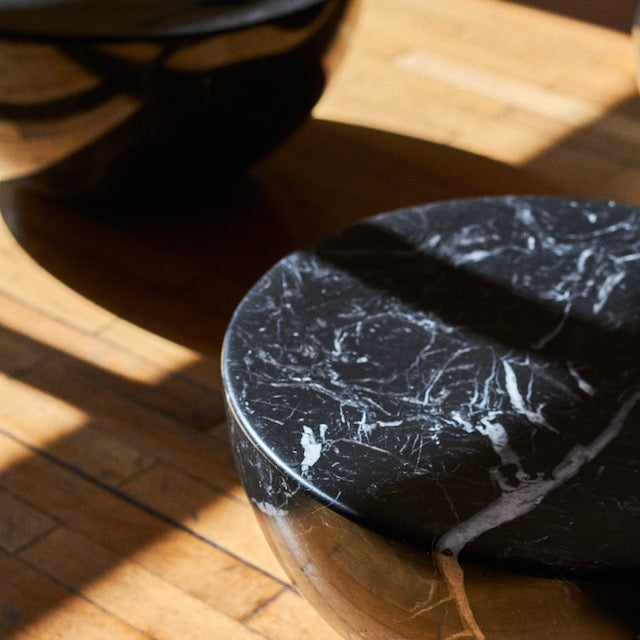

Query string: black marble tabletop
[223,196,640,577]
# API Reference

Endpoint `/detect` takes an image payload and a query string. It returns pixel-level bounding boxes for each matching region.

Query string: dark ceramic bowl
[0,0,354,200]
[223,196,640,639]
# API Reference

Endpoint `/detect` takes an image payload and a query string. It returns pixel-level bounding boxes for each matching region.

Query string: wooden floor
[1,0,640,638]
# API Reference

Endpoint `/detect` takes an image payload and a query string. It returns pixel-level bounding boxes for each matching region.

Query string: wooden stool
[223,196,640,640]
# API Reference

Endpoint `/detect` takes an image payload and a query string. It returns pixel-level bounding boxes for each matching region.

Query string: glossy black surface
[0,0,336,39]
[0,0,352,200]
[224,196,640,639]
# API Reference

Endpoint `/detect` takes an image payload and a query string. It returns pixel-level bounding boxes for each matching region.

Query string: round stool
[222,196,640,640]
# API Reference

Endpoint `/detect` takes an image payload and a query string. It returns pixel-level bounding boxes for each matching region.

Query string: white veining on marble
[433,386,640,639]
[300,424,328,473]
[531,302,571,350]
[436,389,640,556]
[502,360,555,432]
[567,362,596,396]
[254,500,288,517]
[593,270,625,314]
[225,196,640,575]
[477,419,525,482]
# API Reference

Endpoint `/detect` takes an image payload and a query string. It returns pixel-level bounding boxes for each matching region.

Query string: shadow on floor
[0,118,553,356]
[507,0,638,33]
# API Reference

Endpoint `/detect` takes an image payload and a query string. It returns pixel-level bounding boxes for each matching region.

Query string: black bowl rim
[0,0,328,41]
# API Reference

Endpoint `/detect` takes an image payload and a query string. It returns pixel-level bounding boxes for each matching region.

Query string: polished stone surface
[224,196,640,639]
[0,0,352,200]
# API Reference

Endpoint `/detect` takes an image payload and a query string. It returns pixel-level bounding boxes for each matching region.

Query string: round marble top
[222,196,640,576]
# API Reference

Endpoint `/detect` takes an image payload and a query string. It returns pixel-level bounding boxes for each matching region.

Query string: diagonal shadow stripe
[506,0,638,33]
[0,322,290,636]
[311,215,640,371]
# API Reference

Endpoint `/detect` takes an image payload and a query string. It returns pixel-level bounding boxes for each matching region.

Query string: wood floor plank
[0,264,212,392]
[98,319,221,390]
[21,348,224,430]
[0,187,239,357]
[0,549,151,639]
[0,488,56,554]
[0,222,114,334]
[0,322,47,378]
[0,288,225,444]
[0,430,175,555]
[18,366,241,496]
[128,526,284,622]
[120,461,287,581]
[0,190,202,290]
[0,372,157,486]
[318,0,638,178]
[0,281,220,393]
[20,528,265,640]
[0,432,287,623]
[0,287,222,432]
[245,589,343,640]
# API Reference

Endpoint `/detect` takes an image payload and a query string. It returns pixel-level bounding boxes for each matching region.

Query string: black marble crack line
[593,270,626,314]
[422,347,474,405]
[413,434,426,471]
[613,252,640,263]
[437,389,640,555]
[532,301,572,350]
[433,389,640,639]
[535,364,585,401]
[476,418,527,486]
[267,379,390,416]
[566,362,596,397]
[502,360,556,433]
[434,475,460,522]
[561,220,636,242]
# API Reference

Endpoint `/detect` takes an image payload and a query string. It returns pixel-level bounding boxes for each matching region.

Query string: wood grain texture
[0,0,638,637]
